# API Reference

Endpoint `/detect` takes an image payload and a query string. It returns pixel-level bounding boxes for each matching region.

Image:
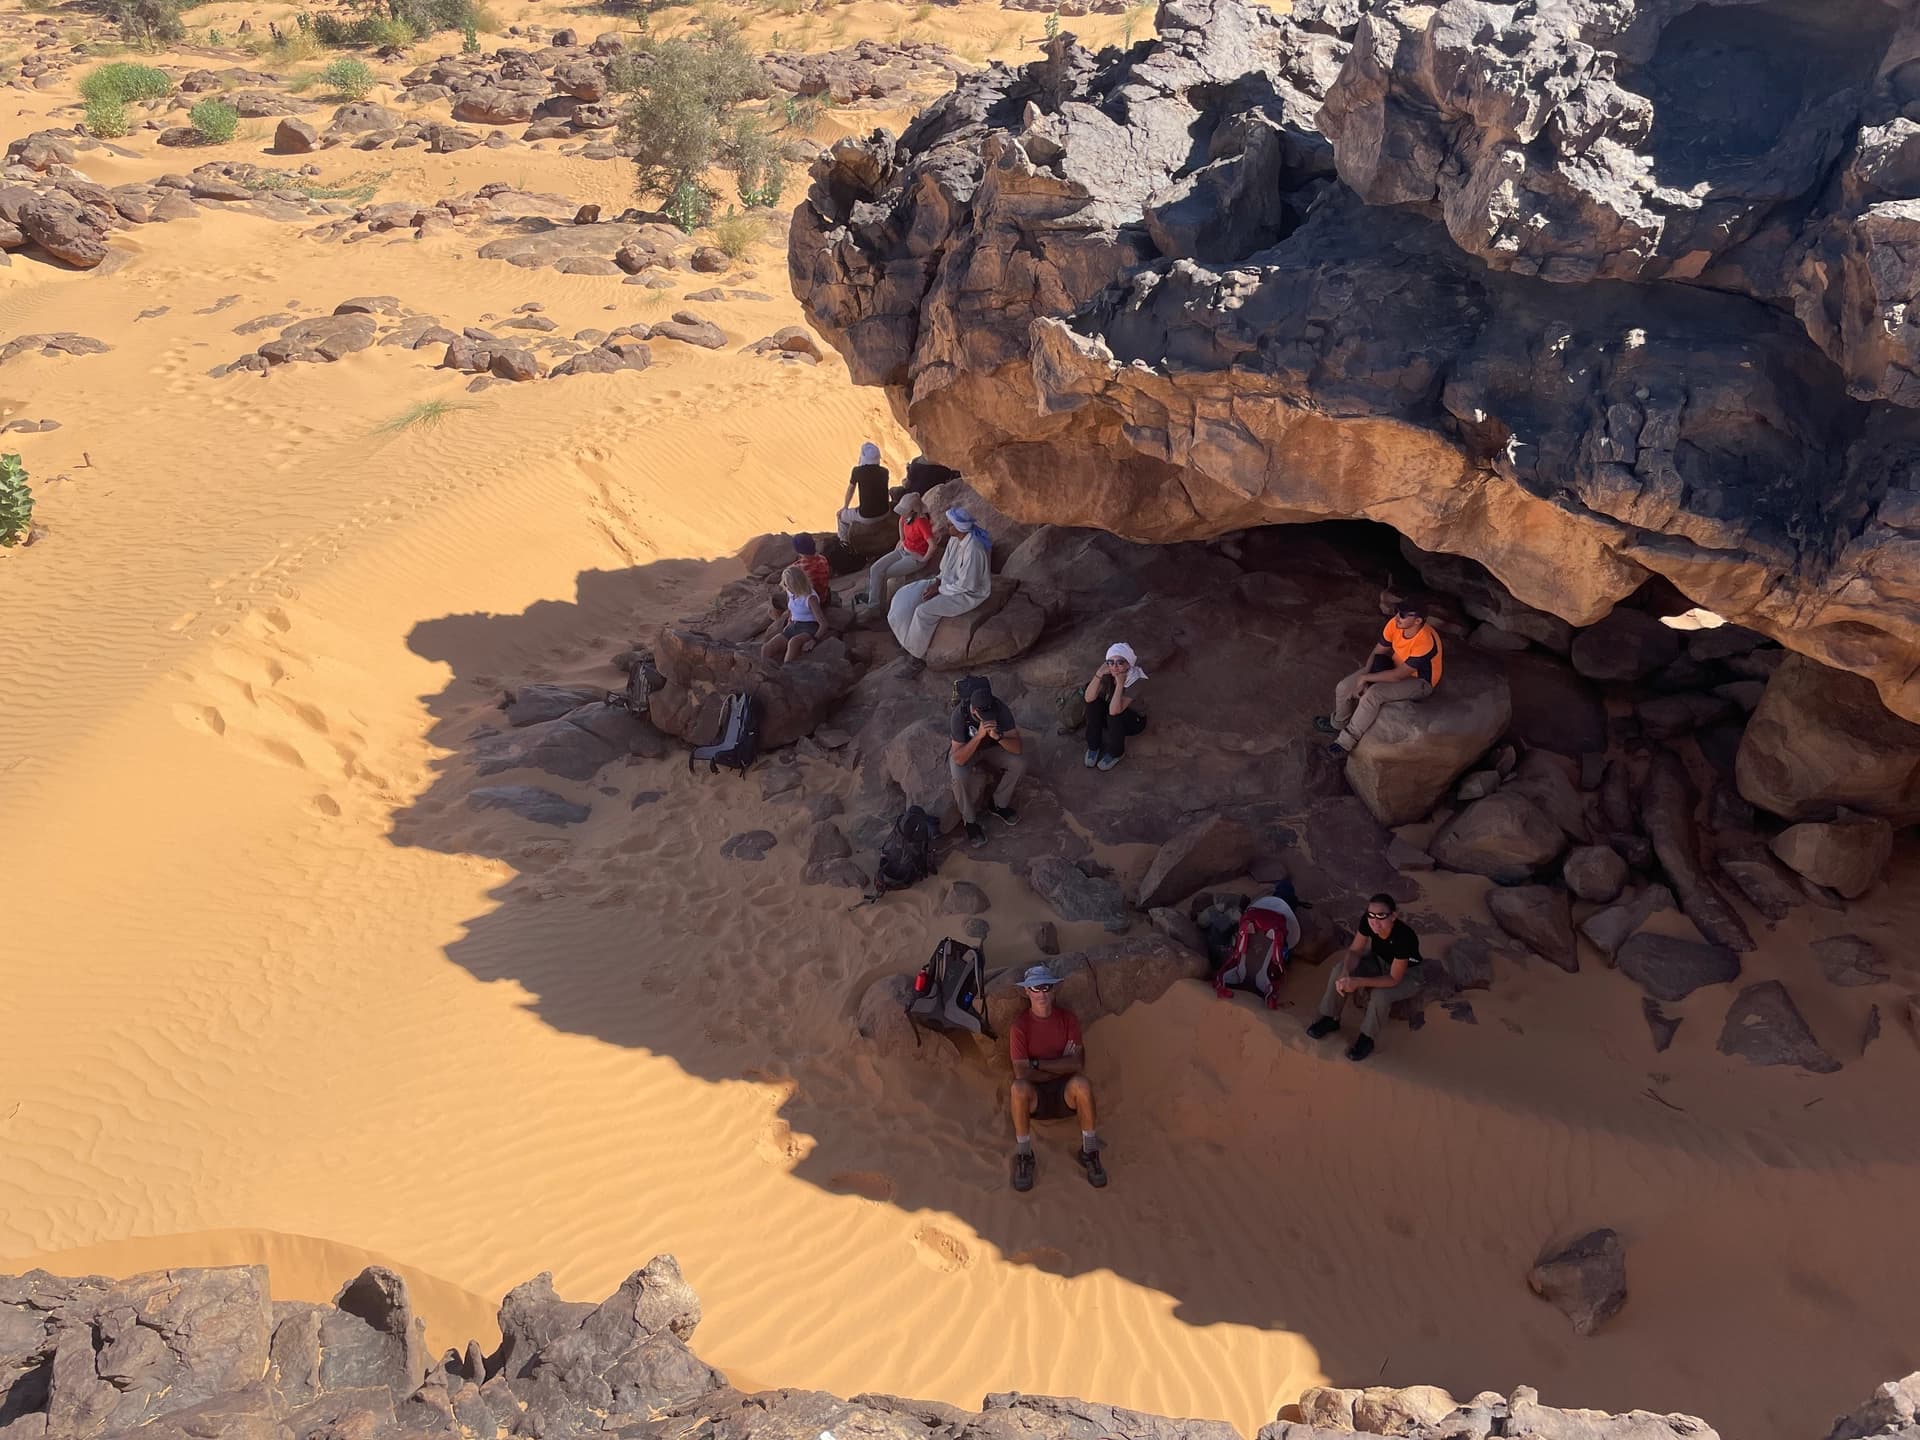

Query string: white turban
[1106,642,1147,688]
[859,442,882,466]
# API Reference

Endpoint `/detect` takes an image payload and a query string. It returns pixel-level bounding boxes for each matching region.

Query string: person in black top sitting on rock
[1305,893,1423,1062]
[838,442,892,542]
[900,455,961,499]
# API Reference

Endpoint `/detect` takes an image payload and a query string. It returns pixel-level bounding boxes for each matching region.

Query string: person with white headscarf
[1082,642,1148,770]
[837,441,892,542]
[888,506,992,658]
[857,490,934,613]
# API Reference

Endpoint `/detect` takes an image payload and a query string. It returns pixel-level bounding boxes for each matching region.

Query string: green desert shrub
[84,96,130,136]
[321,55,375,96]
[78,60,173,103]
[616,26,765,231]
[188,97,239,142]
[105,0,185,43]
[0,453,32,548]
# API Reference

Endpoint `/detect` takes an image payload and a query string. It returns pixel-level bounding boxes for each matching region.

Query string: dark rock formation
[1770,811,1895,899]
[790,0,1920,725]
[1718,980,1842,1073]
[1737,653,1920,824]
[1527,1228,1627,1338]
[1343,664,1510,827]
[1617,932,1740,1003]
[26,1258,1895,1440]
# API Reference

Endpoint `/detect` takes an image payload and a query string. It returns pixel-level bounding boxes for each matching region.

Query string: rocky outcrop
[6,1260,1910,1440]
[790,0,1920,724]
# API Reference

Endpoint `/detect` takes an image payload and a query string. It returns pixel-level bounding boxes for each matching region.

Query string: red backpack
[1213,897,1299,1010]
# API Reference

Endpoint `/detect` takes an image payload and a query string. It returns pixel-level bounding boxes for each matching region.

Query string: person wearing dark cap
[789,533,831,603]
[1314,599,1444,756]
[1007,963,1105,1191]
[948,675,1023,848]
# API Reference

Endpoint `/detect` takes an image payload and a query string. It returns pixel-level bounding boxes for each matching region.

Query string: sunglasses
[1366,911,1393,921]
[1025,983,1056,993]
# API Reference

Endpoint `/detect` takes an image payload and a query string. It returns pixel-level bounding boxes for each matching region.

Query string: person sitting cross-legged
[1315,599,1443,756]
[1008,964,1106,1192]
[1304,893,1424,1062]
[759,564,828,664]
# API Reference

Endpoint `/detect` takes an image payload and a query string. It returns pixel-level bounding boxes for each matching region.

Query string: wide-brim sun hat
[1019,963,1061,989]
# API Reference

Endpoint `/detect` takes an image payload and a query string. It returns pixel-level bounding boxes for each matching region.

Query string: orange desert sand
[0,3,1917,1439]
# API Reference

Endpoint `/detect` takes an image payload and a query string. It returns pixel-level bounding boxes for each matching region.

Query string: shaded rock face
[23,1258,1911,1440]
[790,0,1920,724]
[1736,652,1920,824]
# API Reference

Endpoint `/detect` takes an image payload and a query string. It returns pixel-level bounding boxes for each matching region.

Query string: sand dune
[2,4,1918,1439]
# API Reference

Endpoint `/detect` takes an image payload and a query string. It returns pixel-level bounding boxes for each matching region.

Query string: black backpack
[689,690,758,776]
[872,805,938,895]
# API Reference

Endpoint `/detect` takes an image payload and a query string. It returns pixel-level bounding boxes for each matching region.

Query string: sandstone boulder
[1736,652,1920,825]
[1527,1229,1626,1338]
[651,312,728,350]
[1429,791,1564,883]
[1486,885,1576,973]
[1562,845,1626,904]
[1718,981,1841,1073]
[453,86,536,124]
[1136,815,1257,909]
[1617,933,1740,1003]
[258,313,378,363]
[19,195,109,269]
[1026,857,1129,932]
[1579,885,1675,960]
[921,580,1045,670]
[273,117,321,153]
[1770,812,1894,900]
[1344,666,1510,827]
[651,627,857,751]
[883,716,961,830]
[328,101,404,133]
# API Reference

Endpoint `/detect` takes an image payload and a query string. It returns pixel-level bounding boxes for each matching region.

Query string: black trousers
[1086,706,1147,757]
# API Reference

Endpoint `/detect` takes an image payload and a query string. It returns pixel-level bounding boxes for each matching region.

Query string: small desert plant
[730,115,783,207]
[207,26,222,42]
[189,96,239,142]
[79,60,173,103]
[460,16,479,50]
[911,1,931,18]
[321,55,375,95]
[707,206,761,259]
[1121,0,1150,43]
[85,96,130,134]
[106,0,185,44]
[779,90,821,131]
[1042,3,1060,39]
[374,398,475,434]
[0,453,32,548]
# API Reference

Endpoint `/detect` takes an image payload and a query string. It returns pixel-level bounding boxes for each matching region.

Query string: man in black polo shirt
[1305,893,1423,1061]
[948,676,1024,849]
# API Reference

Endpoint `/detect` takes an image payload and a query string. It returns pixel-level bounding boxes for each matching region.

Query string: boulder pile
[1,1259,1913,1440]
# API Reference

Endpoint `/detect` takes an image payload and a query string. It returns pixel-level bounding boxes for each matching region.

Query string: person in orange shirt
[1316,599,1443,755]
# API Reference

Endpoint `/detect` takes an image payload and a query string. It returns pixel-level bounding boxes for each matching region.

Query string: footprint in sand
[756,1119,809,1166]
[173,703,227,737]
[828,1170,895,1203]
[910,1224,973,1273]
[312,793,341,817]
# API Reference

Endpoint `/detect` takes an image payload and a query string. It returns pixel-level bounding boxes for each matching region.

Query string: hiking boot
[1325,742,1348,758]
[987,803,1018,826]
[1076,1146,1108,1188]
[1346,1034,1375,1062]
[1096,752,1122,771]
[853,591,869,605]
[1312,715,1338,735]
[1305,1016,1341,1040]
[1011,1149,1036,1192]
[965,821,987,848]
[1084,748,1100,768]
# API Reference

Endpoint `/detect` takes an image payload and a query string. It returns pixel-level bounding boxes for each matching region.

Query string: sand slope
[2,5,1918,1437]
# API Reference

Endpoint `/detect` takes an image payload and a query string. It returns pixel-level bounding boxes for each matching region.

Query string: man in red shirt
[1008,964,1106,1191]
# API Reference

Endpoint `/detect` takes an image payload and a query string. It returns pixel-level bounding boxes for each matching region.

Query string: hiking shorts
[1030,1075,1074,1121]
[782,620,820,641]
